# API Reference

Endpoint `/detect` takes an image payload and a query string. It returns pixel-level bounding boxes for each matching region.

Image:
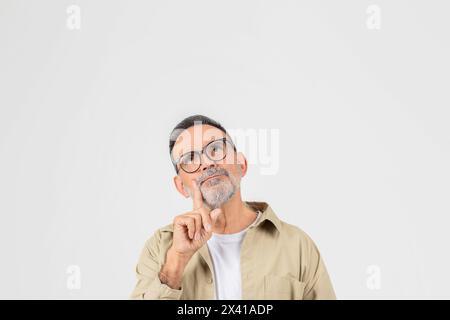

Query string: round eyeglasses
[173,138,236,174]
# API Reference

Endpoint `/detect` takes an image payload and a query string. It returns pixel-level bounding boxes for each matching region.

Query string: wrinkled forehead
[172,125,227,160]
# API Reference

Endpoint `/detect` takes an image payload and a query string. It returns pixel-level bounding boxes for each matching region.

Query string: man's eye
[207,142,225,159]
[181,152,198,164]
[180,154,192,164]
[211,144,223,152]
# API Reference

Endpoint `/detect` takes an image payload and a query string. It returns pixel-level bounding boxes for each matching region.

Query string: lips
[201,174,224,185]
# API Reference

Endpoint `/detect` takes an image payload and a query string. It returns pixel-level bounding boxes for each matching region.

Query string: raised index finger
[191,179,203,210]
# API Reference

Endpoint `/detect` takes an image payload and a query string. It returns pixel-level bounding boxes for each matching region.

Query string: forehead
[172,125,226,159]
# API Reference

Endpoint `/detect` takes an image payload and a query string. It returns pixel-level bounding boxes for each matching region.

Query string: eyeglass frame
[171,137,237,174]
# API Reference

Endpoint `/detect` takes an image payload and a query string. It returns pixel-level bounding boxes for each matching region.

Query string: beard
[188,167,240,209]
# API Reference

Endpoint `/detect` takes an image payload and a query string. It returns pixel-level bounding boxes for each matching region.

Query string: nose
[199,153,217,172]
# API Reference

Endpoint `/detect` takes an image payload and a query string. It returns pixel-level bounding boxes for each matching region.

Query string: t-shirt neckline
[209,210,261,243]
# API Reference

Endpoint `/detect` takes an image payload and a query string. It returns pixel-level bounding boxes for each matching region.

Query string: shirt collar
[245,201,282,233]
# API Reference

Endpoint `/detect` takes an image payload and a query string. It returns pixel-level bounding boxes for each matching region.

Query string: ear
[236,152,248,177]
[173,175,190,198]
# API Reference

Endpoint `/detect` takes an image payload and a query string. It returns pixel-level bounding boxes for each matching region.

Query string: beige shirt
[131,202,336,300]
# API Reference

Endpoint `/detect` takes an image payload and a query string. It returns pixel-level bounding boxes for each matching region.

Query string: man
[131,115,336,300]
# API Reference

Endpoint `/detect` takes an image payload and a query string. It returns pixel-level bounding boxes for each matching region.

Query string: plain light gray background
[1,0,449,299]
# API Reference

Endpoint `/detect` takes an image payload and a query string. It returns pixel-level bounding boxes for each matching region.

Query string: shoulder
[277,220,320,252]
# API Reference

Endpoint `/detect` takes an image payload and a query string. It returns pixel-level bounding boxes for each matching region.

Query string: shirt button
[207,278,213,284]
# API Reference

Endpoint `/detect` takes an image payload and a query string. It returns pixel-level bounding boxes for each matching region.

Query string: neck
[212,190,257,234]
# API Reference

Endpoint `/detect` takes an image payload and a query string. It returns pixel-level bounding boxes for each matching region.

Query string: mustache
[196,167,230,185]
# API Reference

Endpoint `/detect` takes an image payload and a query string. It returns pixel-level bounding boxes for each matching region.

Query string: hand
[160,180,222,289]
[171,179,222,258]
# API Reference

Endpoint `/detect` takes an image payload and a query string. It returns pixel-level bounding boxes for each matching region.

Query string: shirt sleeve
[301,233,337,300]
[130,230,183,300]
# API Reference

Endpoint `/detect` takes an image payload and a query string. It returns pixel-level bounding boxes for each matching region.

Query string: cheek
[224,165,242,181]
[181,174,202,189]
[180,178,195,196]
[219,163,237,175]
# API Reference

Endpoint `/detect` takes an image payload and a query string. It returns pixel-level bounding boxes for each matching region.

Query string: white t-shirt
[206,211,261,300]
